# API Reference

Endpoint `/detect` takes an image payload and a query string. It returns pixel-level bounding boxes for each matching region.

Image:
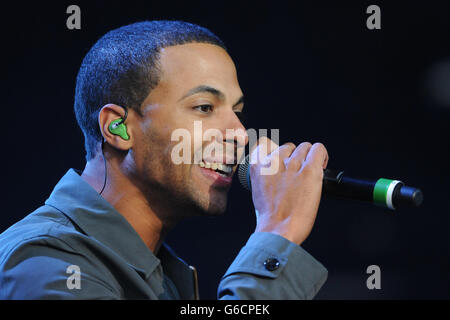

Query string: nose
[223,109,249,148]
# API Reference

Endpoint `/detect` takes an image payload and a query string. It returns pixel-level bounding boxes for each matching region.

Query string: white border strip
[386,180,402,210]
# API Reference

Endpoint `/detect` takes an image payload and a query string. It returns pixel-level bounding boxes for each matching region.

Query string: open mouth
[199,160,234,177]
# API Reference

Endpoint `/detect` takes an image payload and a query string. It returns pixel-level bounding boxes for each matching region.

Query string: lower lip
[199,167,233,187]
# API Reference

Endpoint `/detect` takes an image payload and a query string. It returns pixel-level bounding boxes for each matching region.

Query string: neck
[81,154,172,254]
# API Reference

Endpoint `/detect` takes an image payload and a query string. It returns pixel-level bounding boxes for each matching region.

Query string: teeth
[199,161,233,174]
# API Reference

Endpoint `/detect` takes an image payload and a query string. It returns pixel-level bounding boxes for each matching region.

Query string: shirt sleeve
[217,232,328,300]
[0,236,120,300]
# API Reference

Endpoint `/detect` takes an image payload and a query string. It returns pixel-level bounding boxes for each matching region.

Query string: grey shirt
[0,169,327,299]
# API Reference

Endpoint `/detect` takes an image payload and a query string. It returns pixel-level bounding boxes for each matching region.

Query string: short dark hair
[74,20,226,161]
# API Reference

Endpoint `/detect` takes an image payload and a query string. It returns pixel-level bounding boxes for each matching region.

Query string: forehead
[156,43,240,97]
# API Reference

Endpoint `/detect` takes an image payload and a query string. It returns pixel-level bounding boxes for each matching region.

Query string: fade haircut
[74,20,226,161]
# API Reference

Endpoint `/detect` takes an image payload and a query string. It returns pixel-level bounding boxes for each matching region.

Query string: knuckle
[301,162,323,178]
[286,157,301,169]
[300,164,314,176]
[283,142,296,150]
[313,142,327,152]
[299,141,312,149]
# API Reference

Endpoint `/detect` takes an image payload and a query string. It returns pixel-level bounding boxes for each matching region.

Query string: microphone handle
[323,169,423,210]
[237,155,423,210]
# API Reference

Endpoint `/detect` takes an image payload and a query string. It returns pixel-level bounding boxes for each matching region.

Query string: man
[0,20,329,299]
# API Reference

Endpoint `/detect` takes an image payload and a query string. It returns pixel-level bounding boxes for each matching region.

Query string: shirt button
[264,258,280,271]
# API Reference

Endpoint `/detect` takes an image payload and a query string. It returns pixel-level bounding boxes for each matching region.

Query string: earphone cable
[99,139,107,195]
[99,106,128,196]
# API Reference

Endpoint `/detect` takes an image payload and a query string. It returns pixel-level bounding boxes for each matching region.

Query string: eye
[194,104,213,114]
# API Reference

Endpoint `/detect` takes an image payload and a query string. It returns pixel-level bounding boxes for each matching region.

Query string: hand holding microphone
[242,138,423,246]
[248,138,329,246]
[240,141,423,211]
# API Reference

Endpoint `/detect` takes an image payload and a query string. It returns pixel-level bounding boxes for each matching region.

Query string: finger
[272,142,296,161]
[303,142,328,170]
[249,136,279,165]
[286,142,312,171]
[322,151,329,169]
[266,142,296,170]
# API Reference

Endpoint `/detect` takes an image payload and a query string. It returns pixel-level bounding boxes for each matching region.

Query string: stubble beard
[139,135,228,222]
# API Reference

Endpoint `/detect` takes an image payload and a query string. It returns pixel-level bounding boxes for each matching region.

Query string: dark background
[1,0,449,299]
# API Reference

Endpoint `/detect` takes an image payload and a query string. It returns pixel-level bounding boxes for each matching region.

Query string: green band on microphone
[373,178,402,210]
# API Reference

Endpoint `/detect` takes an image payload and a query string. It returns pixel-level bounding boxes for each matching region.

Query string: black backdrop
[1,0,449,299]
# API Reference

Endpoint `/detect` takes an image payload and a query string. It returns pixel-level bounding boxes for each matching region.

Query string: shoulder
[0,204,77,263]
[0,205,120,299]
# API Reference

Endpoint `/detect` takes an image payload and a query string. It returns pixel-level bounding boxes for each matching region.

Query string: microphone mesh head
[238,155,251,191]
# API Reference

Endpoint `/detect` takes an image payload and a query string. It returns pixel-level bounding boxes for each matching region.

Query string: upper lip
[202,156,237,166]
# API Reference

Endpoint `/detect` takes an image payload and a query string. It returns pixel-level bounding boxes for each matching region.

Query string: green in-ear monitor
[109,119,129,140]
[108,107,129,140]
[99,106,129,196]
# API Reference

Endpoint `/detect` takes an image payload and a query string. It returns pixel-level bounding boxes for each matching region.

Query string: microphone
[238,155,423,210]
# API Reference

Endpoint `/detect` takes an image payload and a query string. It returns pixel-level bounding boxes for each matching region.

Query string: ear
[98,104,134,152]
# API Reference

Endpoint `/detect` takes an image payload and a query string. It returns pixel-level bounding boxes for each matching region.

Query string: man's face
[131,43,247,218]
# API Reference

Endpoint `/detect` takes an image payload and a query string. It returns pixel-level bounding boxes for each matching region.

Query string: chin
[197,190,228,216]
[203,203,227,216]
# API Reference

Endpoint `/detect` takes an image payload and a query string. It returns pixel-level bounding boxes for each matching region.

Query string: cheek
[135,128,171,175]
[142,127,196,184]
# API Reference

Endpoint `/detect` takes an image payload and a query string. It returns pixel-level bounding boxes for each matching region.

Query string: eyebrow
[179,85,244,108]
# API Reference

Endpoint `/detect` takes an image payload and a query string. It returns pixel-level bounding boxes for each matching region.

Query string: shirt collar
[44,168,180,280]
